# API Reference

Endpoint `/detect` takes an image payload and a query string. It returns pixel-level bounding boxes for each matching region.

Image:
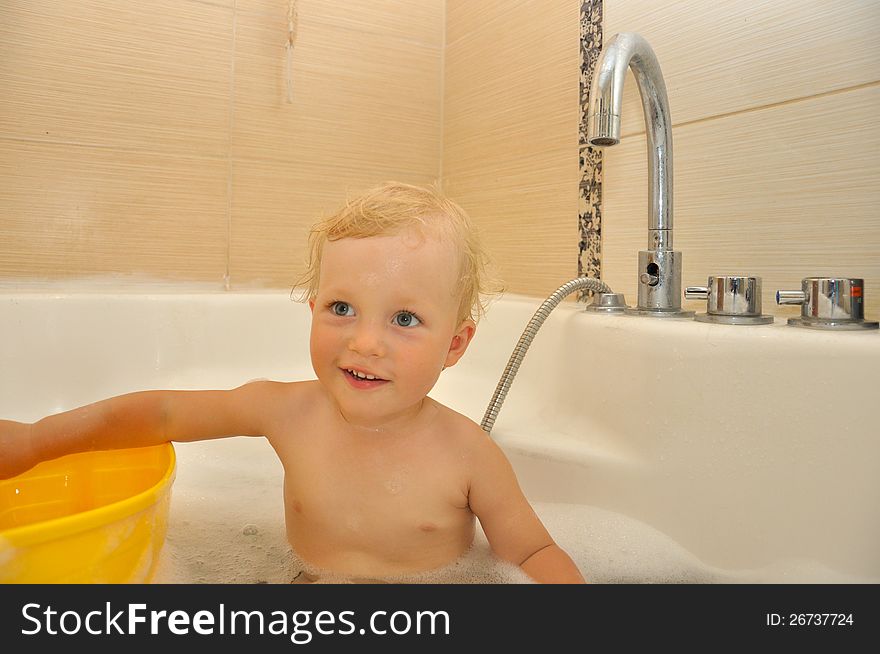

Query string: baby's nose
[347,322,386,357]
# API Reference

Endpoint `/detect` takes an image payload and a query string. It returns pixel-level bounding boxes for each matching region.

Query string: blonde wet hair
[295,181,503,323]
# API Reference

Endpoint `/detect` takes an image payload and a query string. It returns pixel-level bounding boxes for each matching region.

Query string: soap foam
[151,438,296,584]
[152,439,874,584]
[533,502,876,584]
[289,539,534,585]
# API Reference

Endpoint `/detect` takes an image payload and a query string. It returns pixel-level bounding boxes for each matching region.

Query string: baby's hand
[0,420,37,480]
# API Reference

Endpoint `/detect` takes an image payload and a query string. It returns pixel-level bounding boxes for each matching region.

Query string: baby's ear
[308,299,315,312]
[444,319,476,369]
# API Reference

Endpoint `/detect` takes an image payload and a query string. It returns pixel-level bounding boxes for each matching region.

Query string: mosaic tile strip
[578,0,603,299]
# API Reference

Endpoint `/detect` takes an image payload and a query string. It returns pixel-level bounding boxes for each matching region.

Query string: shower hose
[480,276,611,434]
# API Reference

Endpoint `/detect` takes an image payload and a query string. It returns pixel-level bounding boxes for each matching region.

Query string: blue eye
[329,301,355,317]
[393,311,421,327]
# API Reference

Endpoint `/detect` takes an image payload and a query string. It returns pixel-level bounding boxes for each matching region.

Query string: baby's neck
[334,397,438,436]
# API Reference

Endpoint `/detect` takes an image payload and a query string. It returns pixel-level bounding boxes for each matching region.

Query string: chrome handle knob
[777,277,878,330]
[686,275,773,325]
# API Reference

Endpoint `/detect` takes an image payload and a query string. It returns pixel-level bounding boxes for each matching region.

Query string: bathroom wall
[442,0,582,298]
[600,0,880,318]
[0,0,444,289]
[444,0,880,317]
[2,1,877,319]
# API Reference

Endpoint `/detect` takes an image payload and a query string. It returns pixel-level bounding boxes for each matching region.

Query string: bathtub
[1,290,877,583]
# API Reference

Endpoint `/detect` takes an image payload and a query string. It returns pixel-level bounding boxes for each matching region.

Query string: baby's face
[309,229,475,429]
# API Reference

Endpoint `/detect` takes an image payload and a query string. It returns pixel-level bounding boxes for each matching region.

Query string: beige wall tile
[445,0,530,47]
[232,9,442,173]
[443,0,581,298]
[443,169,579,299]
[229,159,439,289]
[229,1,444,288]
[0,0,444,286]
[0,139,228,281]
[0,0,232,156]
[604,0,880,136]
[238,0,444,47]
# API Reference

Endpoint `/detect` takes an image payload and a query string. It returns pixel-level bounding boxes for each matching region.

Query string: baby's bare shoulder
[237,379,320,419]
[428,399,494,451]
[246,378,316,394]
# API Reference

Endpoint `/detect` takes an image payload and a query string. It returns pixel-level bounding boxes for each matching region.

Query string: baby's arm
[467,434,586,584]
[0,381,281,479]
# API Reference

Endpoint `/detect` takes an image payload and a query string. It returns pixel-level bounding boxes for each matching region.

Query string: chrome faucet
[586,33,693,317]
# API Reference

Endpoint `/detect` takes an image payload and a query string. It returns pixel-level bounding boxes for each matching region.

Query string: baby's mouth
[341,368,390,386]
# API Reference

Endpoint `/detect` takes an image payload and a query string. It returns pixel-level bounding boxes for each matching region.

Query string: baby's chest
[281,443,469,537]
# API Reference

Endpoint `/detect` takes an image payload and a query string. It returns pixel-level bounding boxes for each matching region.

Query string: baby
[0,182,585,584]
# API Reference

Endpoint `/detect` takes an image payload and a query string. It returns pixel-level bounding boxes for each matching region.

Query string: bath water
[152,438,866,584]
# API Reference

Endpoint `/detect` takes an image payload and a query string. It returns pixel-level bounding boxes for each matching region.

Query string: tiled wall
[0,0,444,289]
[442,0,583,299]
[2,1,878,320]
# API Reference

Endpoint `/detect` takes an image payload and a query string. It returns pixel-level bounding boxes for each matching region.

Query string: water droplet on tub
[242,524,259,536]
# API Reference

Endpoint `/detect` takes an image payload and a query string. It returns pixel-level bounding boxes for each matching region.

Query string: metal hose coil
[480,277,611,433]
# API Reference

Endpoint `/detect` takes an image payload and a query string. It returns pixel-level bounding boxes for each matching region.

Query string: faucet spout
[587,32,673,251]
[586,33,692,317]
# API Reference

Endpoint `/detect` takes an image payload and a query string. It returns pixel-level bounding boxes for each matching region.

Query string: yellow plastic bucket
[0,443,175,583]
